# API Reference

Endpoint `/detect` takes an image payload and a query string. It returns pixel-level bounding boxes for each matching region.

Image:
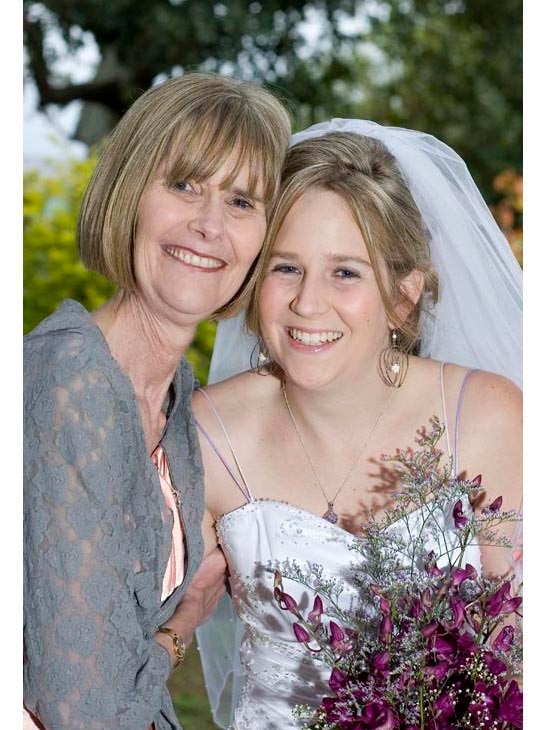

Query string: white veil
[196,119,523,727]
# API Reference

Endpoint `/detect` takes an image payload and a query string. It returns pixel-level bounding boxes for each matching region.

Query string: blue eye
[171,180,194,193]
[335,269,359,279]
[232,197,254,210]
[272,264,300,275]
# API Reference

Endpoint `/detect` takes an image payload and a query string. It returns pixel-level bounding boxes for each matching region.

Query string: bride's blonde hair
[245,132,438,353]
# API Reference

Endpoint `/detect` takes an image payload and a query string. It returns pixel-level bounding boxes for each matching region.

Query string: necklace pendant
[323,504,338,524]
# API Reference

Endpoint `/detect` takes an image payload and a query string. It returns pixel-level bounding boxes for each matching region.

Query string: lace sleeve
[24,348,171,729]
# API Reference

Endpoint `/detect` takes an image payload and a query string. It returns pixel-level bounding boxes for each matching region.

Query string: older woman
[193,122,522,728]
[23,73,291,729]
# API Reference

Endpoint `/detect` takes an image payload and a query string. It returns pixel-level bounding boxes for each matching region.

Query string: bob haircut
[245,132,439,353]
[77,73,291,318]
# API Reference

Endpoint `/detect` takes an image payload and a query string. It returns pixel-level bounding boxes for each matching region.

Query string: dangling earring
[250,337,274,376]
[378,329,409,388]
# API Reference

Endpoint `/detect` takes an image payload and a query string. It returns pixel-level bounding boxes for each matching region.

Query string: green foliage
[354,0,522,197]
[25,0,362,134]
[23,157,216,384]
[25,0,521,201]
[23,156,114,332]
[168,644,218,729]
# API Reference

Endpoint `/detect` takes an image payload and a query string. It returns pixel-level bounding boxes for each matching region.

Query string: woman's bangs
[162,111,267,201]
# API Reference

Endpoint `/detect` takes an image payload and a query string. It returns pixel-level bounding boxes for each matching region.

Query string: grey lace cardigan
[24,299,205,730]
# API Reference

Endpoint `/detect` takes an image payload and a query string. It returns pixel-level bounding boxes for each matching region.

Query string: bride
[192,120,522,729]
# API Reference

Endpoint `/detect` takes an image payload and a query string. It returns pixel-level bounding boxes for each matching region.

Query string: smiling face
[133,156,266,325]
[258,188,392,390]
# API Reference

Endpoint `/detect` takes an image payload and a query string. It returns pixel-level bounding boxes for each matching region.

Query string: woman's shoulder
[413,357,521,426]
[24,299,120,398]
[193,370,276,427]
[25,299,98,361]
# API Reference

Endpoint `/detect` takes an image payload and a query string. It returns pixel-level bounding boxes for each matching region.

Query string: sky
[23,18,100,168]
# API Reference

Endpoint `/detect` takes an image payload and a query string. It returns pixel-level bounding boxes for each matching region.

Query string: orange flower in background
[491,170,523,266]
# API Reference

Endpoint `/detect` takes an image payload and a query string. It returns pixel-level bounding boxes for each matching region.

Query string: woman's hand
[156,548,228,666]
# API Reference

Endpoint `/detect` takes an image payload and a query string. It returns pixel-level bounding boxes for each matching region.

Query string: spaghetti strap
[454,369,477,476]
[439,362,453,466]
[195,389,254,503]
[440,363,478,476]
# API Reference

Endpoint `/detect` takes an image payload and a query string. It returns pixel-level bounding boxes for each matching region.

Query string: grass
[168,643,218,729]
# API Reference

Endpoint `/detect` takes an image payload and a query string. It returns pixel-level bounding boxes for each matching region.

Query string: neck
[93,290,197,407]
[281,369,392,435]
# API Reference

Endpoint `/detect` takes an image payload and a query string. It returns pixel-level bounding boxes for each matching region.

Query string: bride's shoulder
[416,358,521,427]
[192,371,278,424]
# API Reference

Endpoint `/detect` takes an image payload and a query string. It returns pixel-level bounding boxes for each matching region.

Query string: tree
[24,0,521,201]
[356,0,522,197]
[24,0,362,145]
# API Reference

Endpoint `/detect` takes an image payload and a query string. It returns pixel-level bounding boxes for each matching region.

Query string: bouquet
[273,419,522,729]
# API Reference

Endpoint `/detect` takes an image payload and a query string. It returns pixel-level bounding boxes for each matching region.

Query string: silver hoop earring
[378,329,409,388]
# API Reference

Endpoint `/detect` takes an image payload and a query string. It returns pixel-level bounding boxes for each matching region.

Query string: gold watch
[158,626,186,668]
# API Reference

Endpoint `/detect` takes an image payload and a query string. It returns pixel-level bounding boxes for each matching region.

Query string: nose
[289,273,330,318]
[189,194,225,240]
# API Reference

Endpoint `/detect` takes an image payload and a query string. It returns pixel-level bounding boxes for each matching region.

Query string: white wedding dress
[216,499,360,729]
[195,367,482,730]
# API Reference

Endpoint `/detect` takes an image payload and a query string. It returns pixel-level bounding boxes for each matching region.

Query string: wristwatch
[158,626,186,668]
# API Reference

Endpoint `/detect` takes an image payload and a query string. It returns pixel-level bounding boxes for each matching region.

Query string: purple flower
[434,691,455,719]
[428,632,456,658]
[360,700,400,729]
[423,659,450,681]
[278,591,299,614]
[457,630,477,654]
[329,621,353,654]
[498,680,523,728]
[451,562,478,588]
[487,582,523,617]
[308,595,324,624]
[421,621,439,639]
[329,666,347,692]
[493,625,515,652]
[292,623,310,643]
[483,650,508,676]
[452,499,468,529]
[482,494,503,514]
[424,551,442,577]
[380,615,393,642]
[445,597,466,630]
[372,650,391,674]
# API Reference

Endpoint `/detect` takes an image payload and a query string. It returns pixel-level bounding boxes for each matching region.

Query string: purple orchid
[452,499,468,529]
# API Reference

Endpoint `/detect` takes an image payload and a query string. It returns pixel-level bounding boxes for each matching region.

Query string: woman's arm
[457,371,523,579]
[24,359,172,729]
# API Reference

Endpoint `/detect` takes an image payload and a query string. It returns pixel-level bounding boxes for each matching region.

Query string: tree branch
[24,14,123,112]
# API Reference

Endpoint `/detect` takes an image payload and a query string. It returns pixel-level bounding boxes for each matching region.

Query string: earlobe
[392,269,425,325]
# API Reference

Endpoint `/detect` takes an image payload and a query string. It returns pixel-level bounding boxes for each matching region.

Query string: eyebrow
[231,186,264,204]
[270,251,372,266]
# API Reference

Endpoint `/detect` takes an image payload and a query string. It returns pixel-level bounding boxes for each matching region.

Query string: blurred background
[23,1,522,725]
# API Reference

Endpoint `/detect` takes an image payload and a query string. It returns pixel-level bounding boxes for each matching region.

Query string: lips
[163,245,225,270]
[288,328,343,346]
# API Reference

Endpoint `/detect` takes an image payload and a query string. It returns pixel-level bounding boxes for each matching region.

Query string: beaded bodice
[216,499,359,729]
[212,497,481,730]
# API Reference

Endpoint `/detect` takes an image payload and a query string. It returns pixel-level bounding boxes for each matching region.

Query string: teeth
[288,328,343,345]
[165,246,223,269]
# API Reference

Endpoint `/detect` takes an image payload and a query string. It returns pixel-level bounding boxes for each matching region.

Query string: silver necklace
[281,381,394,524]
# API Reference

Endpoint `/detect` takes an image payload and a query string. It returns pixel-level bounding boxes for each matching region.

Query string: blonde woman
[23,73,291,730]
[193,122,522,728]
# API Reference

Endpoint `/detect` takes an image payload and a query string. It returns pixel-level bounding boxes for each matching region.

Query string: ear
[390,269,424,326]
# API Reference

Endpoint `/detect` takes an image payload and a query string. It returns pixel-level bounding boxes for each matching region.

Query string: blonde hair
[77,73,291,316]
[246,132,438,352]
